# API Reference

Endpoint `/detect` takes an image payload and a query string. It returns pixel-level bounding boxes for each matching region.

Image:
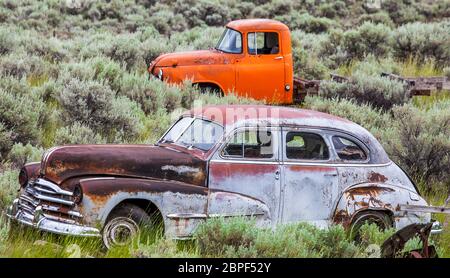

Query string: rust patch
[288,165,336,172]
[347,185,394,200]
[42,145,208,187]
[80,178,208,198]
[333,209,351,228]
[209,162,278,182]
[368,171,388,183]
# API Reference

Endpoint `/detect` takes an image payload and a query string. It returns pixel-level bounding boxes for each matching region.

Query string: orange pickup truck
[148,19,313,104]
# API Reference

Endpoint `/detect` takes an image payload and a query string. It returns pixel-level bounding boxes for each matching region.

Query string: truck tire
[102,203,153,249]
[197,83,223,97]
[349,211,392,241]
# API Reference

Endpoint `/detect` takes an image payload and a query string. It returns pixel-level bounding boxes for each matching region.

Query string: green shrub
[318,1,348,19]
[285,13,337,34]
[302,96,391,139]
[382,0,425,25]
[382,102,450,192]
[318,73,409,110]
[0,168,18,211]
[0,123,13,161]
[57,79,143,142]
[195,218,364,258]
[0,26,16,55]
[0,89,46,151]
[342,22,392,60]
[195,217,257,257]
[357,12,395,28]
[107,35,144,71]
[358,223,396,247]
[7,143,44,168]
[54,123,106,145]
[392,22,450,66]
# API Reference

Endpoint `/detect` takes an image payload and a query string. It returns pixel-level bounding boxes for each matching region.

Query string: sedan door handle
[274,56,283,60]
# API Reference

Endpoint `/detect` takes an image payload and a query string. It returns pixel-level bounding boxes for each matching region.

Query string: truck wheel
[349,211,392,241]
[197,84,223,97]
[102,204,152,249]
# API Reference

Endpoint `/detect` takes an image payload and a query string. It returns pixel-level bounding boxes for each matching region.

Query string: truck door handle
[274,56,283,60]
[275,170,280,180]
[324,173,338,177]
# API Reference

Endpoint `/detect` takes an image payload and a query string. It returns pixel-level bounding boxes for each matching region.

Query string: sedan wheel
[103,217,139,249]
[102,204,152,249]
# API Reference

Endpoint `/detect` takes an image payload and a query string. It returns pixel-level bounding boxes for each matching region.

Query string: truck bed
[293,73,450,103]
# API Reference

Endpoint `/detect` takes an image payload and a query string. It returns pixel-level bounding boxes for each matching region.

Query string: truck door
[280,128,339,228]
[208,127,282,227]
[236,31,285,103]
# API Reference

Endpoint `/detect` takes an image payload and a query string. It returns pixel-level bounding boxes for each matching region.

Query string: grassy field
[0,0,449,257]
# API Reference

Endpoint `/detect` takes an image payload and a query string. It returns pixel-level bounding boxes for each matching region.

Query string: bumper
[6,198,100,237]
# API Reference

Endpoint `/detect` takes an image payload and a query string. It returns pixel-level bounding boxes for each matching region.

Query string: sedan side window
[285,132,329,160]
[332,136,367,161]
[222,129,273,159]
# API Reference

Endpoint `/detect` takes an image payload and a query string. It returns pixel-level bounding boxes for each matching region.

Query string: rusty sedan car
[7,105,441,248]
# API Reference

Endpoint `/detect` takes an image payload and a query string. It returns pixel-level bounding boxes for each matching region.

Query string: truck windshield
[216,28,242,54]
[160,117,224,151]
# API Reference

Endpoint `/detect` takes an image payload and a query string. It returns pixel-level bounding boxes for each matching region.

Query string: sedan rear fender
[332,182,430,228]
[77,177,208,231]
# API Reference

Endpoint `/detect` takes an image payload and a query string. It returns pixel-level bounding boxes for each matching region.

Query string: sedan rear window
[332,136,367,161]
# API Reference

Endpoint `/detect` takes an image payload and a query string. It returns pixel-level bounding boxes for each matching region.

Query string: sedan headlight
[158,68,163,80]
[72,185,83,204]
[18,168,28,188]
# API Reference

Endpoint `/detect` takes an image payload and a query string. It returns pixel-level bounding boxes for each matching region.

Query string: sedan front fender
[77,177,208,234]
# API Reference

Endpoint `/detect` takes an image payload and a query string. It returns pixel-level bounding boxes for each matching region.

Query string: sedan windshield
[160,117,223,151]
[216,28,242,54]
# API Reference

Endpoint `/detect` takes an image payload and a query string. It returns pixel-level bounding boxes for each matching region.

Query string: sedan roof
[184,105,390,164]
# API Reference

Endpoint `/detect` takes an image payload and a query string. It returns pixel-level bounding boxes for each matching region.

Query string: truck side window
[332,136,367,161]
[248,32,279,55]
[285,132,329,160]
[222,129,273,159]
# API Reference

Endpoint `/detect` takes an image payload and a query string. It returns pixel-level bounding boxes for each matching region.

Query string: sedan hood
[154,49,232,67]
[40,145,207,186]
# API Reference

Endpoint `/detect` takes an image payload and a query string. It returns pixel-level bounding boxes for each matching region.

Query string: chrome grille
[18,178,82,224]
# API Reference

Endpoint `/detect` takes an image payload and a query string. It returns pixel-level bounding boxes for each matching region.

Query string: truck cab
[148,19,294,104]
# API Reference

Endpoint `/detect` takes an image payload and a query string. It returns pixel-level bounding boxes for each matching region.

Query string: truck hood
[40,145,207,186]
[153,49,232,67]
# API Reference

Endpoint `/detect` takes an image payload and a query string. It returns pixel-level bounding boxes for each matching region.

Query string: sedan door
[208,126,282,226]
[280,128,339,228]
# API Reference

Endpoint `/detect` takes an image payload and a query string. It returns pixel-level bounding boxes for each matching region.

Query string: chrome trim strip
[210,159,280,165]
[35,178,73,196]
[26,187,74,206]
[167,212,265,219]
[210,159,392,168]
[167,213,206,219]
